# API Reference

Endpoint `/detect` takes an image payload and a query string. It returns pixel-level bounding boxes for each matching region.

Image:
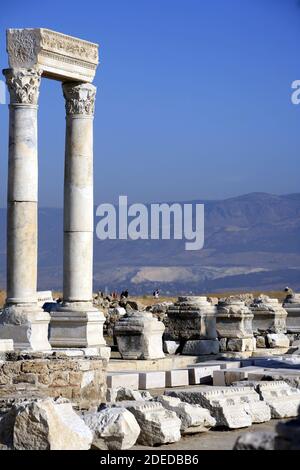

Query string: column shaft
[7,104,38,303]
[63,114,93,302]
[0,68,51,351]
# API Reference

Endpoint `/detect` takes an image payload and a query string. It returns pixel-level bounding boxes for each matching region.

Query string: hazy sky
[0,0,299,207]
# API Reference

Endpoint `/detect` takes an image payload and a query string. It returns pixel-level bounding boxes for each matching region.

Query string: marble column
[0,68,51,351]
[50,82,108,356]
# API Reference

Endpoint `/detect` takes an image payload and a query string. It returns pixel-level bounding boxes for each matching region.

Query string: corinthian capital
[62,82,96,116]
[3,68,42,105]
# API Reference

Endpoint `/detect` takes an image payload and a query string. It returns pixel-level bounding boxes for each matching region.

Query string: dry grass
[0,290,287,309]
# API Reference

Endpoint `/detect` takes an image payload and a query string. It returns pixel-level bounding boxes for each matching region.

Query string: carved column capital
[3,68,42,105]
[62,82,96,116]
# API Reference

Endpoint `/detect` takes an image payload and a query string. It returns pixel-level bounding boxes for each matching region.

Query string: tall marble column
[0,68,51,350]
[50,82,108,356]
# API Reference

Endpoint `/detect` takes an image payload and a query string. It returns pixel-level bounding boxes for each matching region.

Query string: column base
[0,303,51,351]
[49,303,108,351]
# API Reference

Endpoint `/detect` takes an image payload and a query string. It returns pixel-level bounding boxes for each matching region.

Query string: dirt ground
[133,419,283,450]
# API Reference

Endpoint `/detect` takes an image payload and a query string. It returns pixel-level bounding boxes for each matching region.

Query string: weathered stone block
[107,373,139,390]
[157,395,216,434]
[227,338,256,352]
[115,401,181,446]
[182,339,219,355]
[6,28,98,83]
[115,312,165,360]
[163,341,180,355]
[139,371,166,390]
[166,296,217,341]
[188,365,221,385]
[2,398,93,450]
[165,369,189,387]
[83,408,140,450]
[267,333,289,349]
[256,381,300,418]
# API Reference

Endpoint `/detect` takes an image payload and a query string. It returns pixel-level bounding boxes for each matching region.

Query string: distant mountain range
[0,192,299,294]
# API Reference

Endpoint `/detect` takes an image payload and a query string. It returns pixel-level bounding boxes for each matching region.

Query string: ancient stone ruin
[0,28,300,452]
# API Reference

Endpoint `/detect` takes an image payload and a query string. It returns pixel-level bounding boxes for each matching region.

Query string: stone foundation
[0,352,107,409]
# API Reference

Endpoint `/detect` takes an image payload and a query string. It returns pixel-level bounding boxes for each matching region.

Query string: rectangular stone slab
[6,28,99,82]
[107,373,139,390]
[138,371,166,389]
[213,367,265,386]
[0,340,14,352]
[165,369,189,387]
[188,365,221,385]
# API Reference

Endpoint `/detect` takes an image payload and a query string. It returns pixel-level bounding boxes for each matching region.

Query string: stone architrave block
[156,395,216,434]
[113,401,181,446]
[82,407,140,450]
[165,385,271,428]
[6,28,99,83]
[256,381,300,418]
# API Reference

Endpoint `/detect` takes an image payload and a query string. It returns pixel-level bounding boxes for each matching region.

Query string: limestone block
[194,360,241,370]
[267,333,290,349]
[107,373,139,390]
[256,381,300,418]
[213,367,264,386]
[139,371,166,390]
[227,338,256,352]
[256,336,266,348]
[233,431,276,450]
[166,385,270,427]
[216,299,254,339]
[106,387,152,403]
[166,296,217,341]
[283,293,300,334]
[163,340,180,355]
[0,305,51,351]
[0,340,14,352]
[7,28,98,82]
[115,312,165,360]
[250,296,287,335]
[188,365,221,385]
[49,307,106,349]
[83,408,140,450]
[182,339,219,355]
[116,401,181,446]
[10,398,92,450]
[165,369,189,387]
[157,395,216,434]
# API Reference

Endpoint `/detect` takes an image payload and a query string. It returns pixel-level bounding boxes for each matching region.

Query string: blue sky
[0,0,299,207]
